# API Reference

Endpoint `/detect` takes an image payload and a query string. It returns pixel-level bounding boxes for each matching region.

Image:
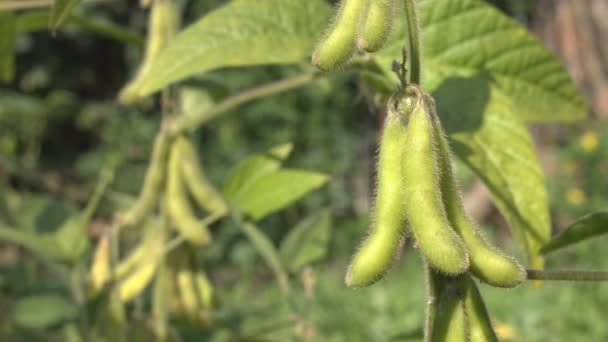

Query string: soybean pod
[346,91,414,288]
[357,0,395,52]
[177,136,227,215]
[427,95,526,288]
[119,0,180,104]
[401,85,469,275]
[312,0,366,71]
[166,139,212,245]
[120,131,170,227]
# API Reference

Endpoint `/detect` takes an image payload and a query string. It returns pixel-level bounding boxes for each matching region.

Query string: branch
[404,0,421,85]
[169,72,319,135]
[526,269,608,282]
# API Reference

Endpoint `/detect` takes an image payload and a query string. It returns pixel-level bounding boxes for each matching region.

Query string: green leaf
[279,209,331,273]
[435,76,550,267]
[235,216,291,295]
[228,169,328,221]
[136,0,331,96]
[0,11,16,82]
[540,211,608,255]
[0,224,65,260]
[223,143,293,199]
[50,0,82,30]
[53,215,90,261]
[13,293,78,329]
[376,0,586,123]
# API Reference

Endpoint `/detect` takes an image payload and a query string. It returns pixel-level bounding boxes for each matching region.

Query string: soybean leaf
[376,0,586,123]
[232,213,291,295]
[0,224,65,260]
[223,143,293,199]
[137,0,331,96]
[0,11,16,82]
[50,0,82,30]
[279,209,331,273]
[540,212,608,255]
[13,293,78,329]
[228,169,328,221]
[435,76,550,268]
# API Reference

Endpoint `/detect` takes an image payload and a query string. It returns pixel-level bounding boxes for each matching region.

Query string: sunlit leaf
[541,211,608,255]
[376,0,586,123]
[223,143,293,199]
[136,0,331,95]
[436,77,550,267]
[228,169,328,221]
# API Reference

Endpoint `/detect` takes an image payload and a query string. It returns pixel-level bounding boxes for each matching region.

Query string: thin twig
[0,0,108,11]
[403,0,422,85]
[169,72,319,135]
[526,269,608,282]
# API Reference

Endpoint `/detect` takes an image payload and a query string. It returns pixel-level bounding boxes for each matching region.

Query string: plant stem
[526,269,608,282]
[424,263,443,342]
[69,15,145,47]
[169,72,319,135]
[403,0,421,85]
[0,0,108,11]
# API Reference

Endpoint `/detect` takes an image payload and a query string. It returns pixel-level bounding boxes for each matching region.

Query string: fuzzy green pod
[430,277,469,342]
[345,91,415,288]
[177,136,227,215]
[357,0,395,52]
[119,0,180,104]
[120,131,170,227]
[426,95,526,288]
[166,139,212,245]
[463,276,499,342]
[401,85,469,275]
[312,0,366,71]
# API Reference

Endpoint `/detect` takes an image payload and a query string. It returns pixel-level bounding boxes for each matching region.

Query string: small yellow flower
[579,131,599,151]
[493,319,518,340]
[566,187,586,205]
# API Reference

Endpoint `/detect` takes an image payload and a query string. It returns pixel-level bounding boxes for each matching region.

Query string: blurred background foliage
[0,0,607,341]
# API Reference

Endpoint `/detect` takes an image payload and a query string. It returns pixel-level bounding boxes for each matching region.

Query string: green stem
[70,265,90,341]
[424,264,444,342]
[69,14,145,47]
[526,269,608,282]
[169,73,319,135]
[0,0,108,11]
[404,0,421,85]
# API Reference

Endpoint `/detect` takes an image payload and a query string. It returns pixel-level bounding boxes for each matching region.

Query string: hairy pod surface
[401,85,469,275]
[119,0,180,104]
[357,0,395,52]
[89,235,111,293]
[427,95,526,288]
[345,91,414,288]
[430,277,470,342]
[194,269,215,309]
[177,136,227,215]
[116,221,164,302]
[312,0,366,71]
[169,248,211,325]
[463,276,499,342]
[120,132,169,227]
[167,139,212,245]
